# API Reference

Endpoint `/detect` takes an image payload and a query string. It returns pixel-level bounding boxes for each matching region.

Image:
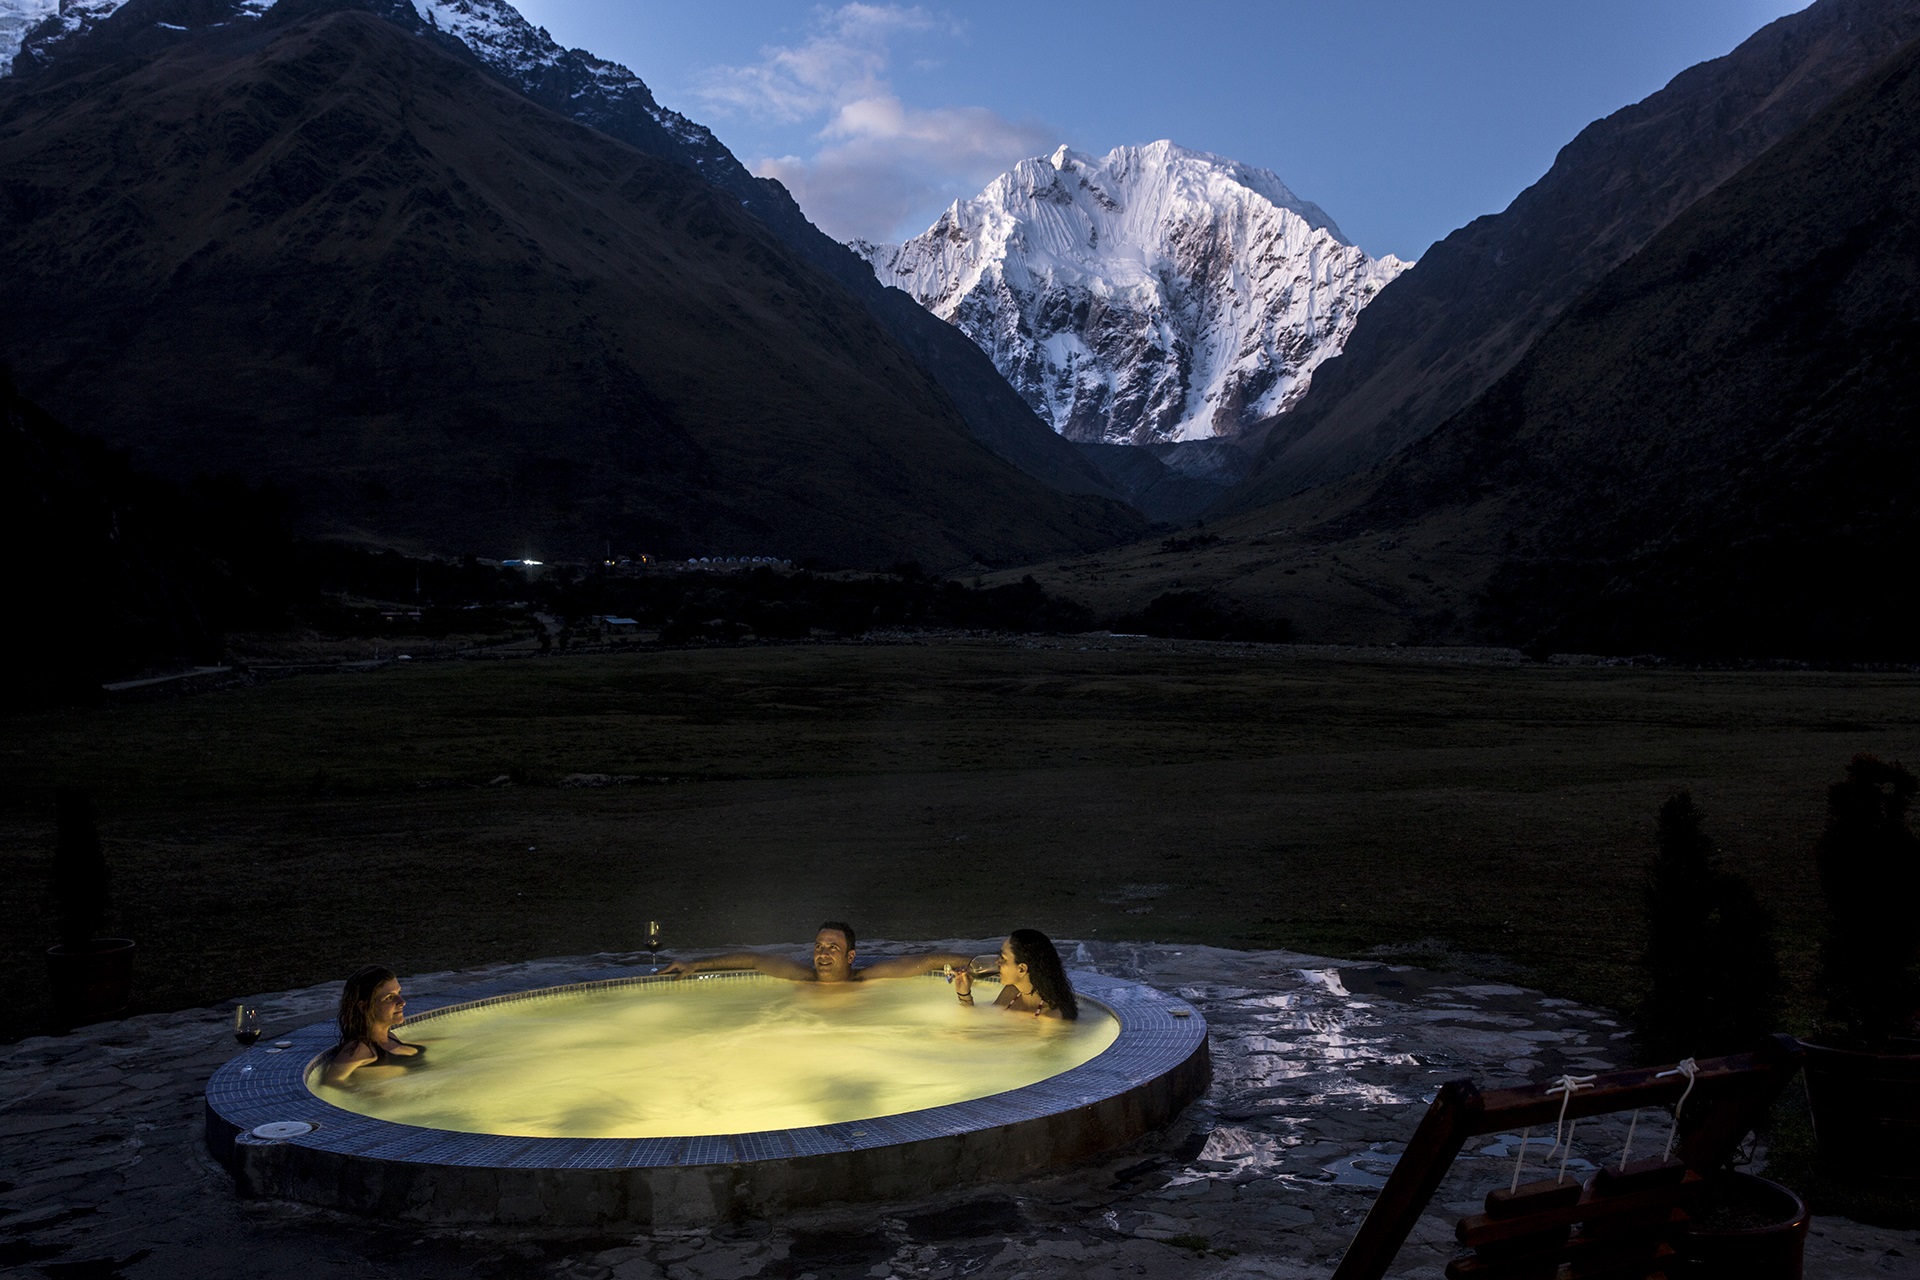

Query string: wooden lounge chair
[1332,1035,1805,1280]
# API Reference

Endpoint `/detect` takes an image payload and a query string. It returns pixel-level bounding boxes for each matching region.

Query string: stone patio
[2,942,1914,1279]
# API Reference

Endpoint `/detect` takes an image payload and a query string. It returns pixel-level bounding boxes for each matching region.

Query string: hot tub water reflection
[313,974,1119,1138]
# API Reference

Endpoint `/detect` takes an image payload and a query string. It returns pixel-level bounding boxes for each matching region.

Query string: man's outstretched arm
[857,951,974,980]
[659,951,814,981]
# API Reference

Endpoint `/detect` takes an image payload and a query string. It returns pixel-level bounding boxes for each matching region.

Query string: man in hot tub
[660,921,970,984]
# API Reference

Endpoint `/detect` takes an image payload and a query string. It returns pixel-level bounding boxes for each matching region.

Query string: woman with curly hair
[322,964,425,1085]
[953,929,1078,1020]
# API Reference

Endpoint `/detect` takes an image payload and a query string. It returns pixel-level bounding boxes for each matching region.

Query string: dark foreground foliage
[51,788,111,949]
[1812,753,1920,1050]
[1636,789,1779,1063]
[2,370,298,706]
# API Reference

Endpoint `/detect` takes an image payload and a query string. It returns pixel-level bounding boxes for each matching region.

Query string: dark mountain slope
[0,9,1140,568]
[500,56,1130,504]
[1228,0,1920,510]
[11,0,1124,501]
[1334,31,1920,659]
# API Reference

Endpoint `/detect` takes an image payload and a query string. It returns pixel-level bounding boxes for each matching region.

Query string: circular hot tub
[205,964,1209,1226]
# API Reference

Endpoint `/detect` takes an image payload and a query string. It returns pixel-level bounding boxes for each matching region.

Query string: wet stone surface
[2,942,1914,1279]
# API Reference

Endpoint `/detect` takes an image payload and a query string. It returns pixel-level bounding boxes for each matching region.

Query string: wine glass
[647,920,662,970]
[233,1005,262,1047]
[969,954,1001,980]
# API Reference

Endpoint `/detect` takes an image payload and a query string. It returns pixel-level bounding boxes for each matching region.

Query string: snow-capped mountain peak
[858,140,1410,445]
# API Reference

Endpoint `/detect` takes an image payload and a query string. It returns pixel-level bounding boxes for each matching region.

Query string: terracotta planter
[1674,1172,1809,1280]
[1801,1039,1920,1181]
[45,938,135,1025]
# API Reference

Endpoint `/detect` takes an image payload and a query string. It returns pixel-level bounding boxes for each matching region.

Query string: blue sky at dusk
[508,1,1811,260]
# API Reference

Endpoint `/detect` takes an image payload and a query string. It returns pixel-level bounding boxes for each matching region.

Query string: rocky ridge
[0,5,1143,567]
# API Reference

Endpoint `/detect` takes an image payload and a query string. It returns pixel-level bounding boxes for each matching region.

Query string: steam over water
[315,975,1118,1138]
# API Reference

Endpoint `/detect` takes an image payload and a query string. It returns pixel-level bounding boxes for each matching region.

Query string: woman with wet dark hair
[323,965,424,1085]
[954,928,1078,1020]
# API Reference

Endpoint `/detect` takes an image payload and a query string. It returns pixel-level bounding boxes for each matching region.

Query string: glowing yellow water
[313,975,1119,1138]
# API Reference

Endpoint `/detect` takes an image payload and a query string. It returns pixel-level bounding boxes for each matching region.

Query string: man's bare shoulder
[756,953,817,981]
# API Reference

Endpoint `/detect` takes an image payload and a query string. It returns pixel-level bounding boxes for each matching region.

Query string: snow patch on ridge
[409,0,560,73]
[858,140,1411,445]
[398,0,736,174]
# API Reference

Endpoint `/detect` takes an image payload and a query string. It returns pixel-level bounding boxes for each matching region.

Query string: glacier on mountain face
[856,141,1411,446]
[0,0,55,72]
[2,0,262,72]
[3,0,100,73]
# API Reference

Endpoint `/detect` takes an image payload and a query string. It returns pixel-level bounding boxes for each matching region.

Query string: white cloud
[696,4,1054,243]
[698,5,943,123]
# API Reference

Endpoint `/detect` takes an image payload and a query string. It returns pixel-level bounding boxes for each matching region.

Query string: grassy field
[4,637,1916,1045]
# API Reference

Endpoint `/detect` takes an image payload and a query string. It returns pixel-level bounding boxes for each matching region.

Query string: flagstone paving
[2,942,1914,1279]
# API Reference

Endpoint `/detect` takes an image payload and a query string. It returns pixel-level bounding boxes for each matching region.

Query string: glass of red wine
[647,920,662,971]
[233,1005,261,1047]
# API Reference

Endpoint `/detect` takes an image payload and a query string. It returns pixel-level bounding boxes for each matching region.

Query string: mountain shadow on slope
[1226,0,1920,509]
[9,0,1125,503]
[0,371,300,704]
[0,7,1141,570]
[1073,443,1240,525]
[1342,32,1920,662]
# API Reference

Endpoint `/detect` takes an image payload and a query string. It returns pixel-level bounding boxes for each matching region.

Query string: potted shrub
[1801,754,1920,1182]
[1674,1167,1812,1279]
[1634,796,1809,1274]
[44,788,135,1025]
[1638,789,1780,1064]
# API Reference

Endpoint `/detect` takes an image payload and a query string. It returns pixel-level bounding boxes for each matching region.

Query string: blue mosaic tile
[556,1139,629,1169]
[505,1137,584,1169]
[784,1127,850,1157]
[733,1129,796,1162]
[680,1134,735,1165]
[625,1136,683,1167]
